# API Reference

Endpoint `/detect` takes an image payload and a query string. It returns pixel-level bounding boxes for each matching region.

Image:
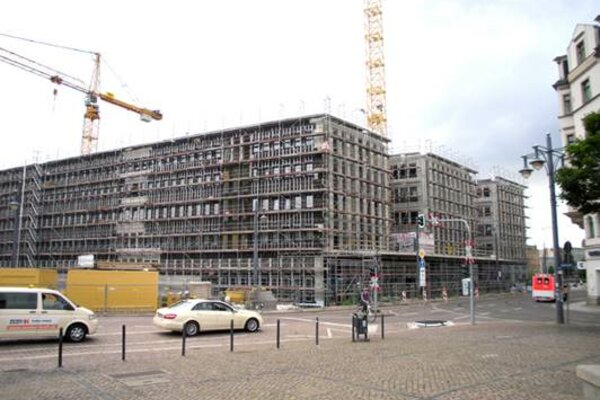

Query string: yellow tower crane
[364,0,387,137]
[0,34,162,155]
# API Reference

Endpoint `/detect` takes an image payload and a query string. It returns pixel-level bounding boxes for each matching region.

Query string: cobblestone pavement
[1,320,599,400]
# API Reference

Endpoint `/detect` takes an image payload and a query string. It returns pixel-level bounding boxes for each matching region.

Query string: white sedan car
[153,299,263,336]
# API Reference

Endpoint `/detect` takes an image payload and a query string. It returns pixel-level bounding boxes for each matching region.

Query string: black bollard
[276,319,281,349]
[230,320,234,352]
[352,314,356,342]
[122,325,126,361]
[381,314,385,340]
[58,327,63,368]
[181,326,187,357]
[316,317,319,346]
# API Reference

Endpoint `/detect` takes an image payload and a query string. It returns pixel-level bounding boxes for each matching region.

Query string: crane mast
[82,53,101,155]
[364,0,388,137]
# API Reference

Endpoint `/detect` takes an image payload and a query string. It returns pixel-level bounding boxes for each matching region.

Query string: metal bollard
[381,314,385,340]
[352,314,356,342]
[122,325,126,361]
[181,326,187,357]
[230,320,234,352]
[276,319,281,349]
[58,327,63,368]
[316,317,319,346]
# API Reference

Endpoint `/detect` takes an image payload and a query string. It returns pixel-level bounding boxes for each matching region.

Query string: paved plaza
[1,317,599,400]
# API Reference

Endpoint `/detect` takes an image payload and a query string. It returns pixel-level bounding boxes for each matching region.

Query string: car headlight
[89,314,97,320]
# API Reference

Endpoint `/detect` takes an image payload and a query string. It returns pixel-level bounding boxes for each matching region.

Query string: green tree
[556,112,600,215]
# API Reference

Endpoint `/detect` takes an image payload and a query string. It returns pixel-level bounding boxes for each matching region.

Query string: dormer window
[576,40,586,64]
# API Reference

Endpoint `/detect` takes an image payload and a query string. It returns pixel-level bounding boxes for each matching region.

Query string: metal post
[230,319,234,352]
[381,314,385,339]
[415,223,420,294]
[103,284,108,315]
[276,319,280,349]
[122,325,126,361]
[181,327,186,357]
[352,315,356,342]
[315,317,319,346]
[546,133,564,324]
[58,327,63,368]
[438,218,475,325]
[253,197,259,289]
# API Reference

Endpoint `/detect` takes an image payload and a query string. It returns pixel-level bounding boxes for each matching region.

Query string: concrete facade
[0,114,391,305]
[389,153,528,291]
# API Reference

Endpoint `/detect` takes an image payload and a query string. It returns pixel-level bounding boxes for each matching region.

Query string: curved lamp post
[519,133,565,324]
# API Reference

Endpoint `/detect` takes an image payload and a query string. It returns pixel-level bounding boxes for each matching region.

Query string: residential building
[553,15,600,304]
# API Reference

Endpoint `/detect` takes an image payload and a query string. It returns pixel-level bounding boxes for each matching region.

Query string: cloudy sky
[0,0,597,249]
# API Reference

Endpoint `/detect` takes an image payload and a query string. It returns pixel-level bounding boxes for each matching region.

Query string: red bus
[532,274,555,302]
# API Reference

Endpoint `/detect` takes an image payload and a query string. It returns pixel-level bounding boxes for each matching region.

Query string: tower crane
[364,0,388,137]
[0,35,162,155]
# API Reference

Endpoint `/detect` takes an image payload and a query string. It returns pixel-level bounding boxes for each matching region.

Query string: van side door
[0,291,39,339]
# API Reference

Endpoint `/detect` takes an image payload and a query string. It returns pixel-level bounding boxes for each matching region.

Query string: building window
[576,40,586,65]
[582,79,592,103]
[566,133,576,145]
[562,94,572,114]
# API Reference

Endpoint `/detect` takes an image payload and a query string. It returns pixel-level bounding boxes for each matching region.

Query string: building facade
[389,153,528,291]
[474,178,527,262]
[553,15,600,304]
[0,114,391,304]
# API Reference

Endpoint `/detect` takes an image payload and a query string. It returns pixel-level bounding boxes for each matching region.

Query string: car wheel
[66,323,87,343]
[245,318,259,333]
[184,321,199,336]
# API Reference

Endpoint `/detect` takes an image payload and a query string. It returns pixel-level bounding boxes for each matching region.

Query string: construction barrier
[401,290,407,303]
[0,268,57,288]
[442,287,448,303]
[65,269,159,312]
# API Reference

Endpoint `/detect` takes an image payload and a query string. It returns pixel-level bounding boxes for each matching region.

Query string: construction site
[0,1,528,305]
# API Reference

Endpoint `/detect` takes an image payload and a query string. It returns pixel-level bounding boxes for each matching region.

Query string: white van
[0,287,98,342]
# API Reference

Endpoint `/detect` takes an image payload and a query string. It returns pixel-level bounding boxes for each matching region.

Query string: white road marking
[279,317,349,328]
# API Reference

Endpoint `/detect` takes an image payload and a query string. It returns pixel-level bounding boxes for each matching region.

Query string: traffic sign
[419,266,426,287]
[418,258,425,268]
[418,249,425,259]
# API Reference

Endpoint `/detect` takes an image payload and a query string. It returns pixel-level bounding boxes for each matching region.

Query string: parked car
[0,287,98,342]
[153,299,263,336]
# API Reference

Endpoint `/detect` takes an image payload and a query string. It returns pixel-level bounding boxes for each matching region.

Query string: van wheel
[66,323,87,343]
[184,321,199,336]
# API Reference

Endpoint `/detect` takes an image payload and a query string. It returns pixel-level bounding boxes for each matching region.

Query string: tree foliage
[555,112,600,215]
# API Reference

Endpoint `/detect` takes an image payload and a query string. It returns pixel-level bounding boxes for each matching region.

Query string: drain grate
[109,370,170,387]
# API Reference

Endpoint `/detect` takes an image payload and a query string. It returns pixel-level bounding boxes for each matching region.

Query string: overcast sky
[0,0,597,250]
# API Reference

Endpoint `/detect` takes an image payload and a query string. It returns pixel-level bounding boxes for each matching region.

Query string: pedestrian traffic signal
[417,214,425,228]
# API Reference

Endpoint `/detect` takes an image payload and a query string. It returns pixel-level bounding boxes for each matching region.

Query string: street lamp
[519,132,565,324]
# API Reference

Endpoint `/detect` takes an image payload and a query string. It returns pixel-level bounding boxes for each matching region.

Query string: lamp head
[529,158,545,170]
[519,155,533,178]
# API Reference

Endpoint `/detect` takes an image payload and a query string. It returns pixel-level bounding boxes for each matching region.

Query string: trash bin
[353,313,369,340]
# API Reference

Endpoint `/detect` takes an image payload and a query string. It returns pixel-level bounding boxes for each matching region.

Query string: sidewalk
[1,319,599,399]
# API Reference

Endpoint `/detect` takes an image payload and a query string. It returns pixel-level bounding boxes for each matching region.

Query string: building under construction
[0,114,394,304]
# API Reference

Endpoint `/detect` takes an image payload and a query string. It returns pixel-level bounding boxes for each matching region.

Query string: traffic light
[417,214,425,228]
